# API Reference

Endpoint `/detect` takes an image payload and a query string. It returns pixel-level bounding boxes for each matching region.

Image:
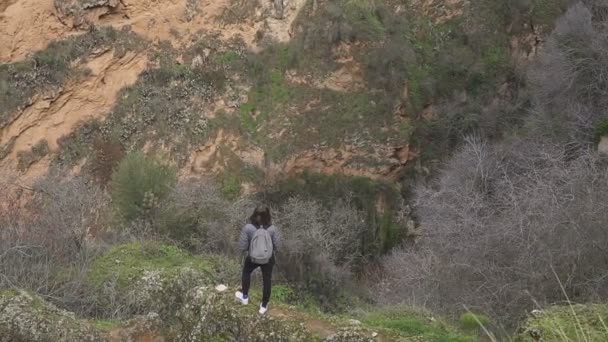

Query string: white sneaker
[235,291,249,305]
[259,303,268,315]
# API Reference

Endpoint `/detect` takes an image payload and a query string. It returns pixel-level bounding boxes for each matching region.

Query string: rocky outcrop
[54,0,121,29]
[0,290,104,342]
[170,286,315,341]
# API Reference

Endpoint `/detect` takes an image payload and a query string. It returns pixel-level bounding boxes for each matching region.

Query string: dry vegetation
[2,0,608,339]
[377,2,608,331]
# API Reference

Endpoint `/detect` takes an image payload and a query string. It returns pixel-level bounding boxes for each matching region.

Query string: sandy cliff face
[0,0,544,185]
[0,0,313,180]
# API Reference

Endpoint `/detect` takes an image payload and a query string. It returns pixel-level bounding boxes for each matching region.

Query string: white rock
[348,319,362,325]
[215,284,228,292]
[531,309,543,317]
[598,136,608,156]
[372,332,378,337]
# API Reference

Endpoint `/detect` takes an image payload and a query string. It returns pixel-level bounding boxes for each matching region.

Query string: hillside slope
[0,242,474,341]
[1,0,563,188]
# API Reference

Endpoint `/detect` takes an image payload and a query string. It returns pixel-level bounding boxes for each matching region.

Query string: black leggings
[241,256,274,306]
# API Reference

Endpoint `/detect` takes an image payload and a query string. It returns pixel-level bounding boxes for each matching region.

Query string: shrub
[16,140,50,171]
[341,0,385,40]
[0,172,109,315]
[110,152,177,222]
[273,197,362,312]
[595,118,608,141]
[91,137,125,185]
[219,173,242,200]
[268,172,407,262]
[153,179,253,253]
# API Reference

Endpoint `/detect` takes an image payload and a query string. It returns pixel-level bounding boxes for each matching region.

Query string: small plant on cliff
[16,140,50,171]
[110,152,177,222]
[595,119,608,142]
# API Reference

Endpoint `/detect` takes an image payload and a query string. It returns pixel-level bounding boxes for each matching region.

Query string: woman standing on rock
[235,205,280,315]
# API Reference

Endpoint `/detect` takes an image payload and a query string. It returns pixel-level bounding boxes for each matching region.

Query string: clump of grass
[91,319,122,331]
[518,304,608,342]
[362,307,474,341]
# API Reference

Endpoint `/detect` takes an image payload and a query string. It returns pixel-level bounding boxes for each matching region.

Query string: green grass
[91,319,122,331]
[238,67,290,140]
[215,51,241,65]
[518,304,608,342]
[248,284,295,306]
[88,242,214,290]
[269,171,399,208]
[362,307,474,342]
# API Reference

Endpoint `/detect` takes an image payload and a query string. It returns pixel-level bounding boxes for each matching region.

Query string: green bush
[596,119,608,141]
[342,0,385,39]
[219,173,242,200]
[110,152,177,221]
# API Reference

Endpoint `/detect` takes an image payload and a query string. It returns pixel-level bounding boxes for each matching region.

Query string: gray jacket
[239,224,280,252]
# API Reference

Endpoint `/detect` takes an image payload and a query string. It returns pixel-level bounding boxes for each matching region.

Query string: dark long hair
[250,206,271,228]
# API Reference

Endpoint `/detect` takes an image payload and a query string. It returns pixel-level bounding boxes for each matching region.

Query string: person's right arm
[238,224,251,252]
[270,226,281,252]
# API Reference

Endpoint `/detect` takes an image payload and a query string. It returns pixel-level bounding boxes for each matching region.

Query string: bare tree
[530,2,608,147]
[378,136,608,327]
[0,171,109,315]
